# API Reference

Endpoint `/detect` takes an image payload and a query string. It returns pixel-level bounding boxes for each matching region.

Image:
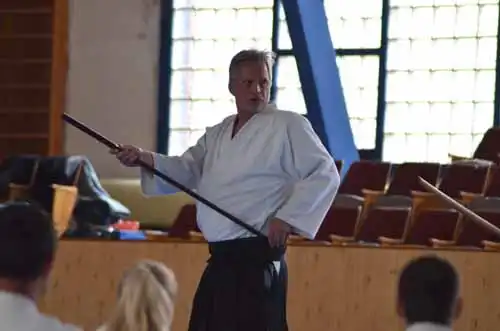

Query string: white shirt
[407,322,453,331]
[141,106,340,242]
[0,291,82,331]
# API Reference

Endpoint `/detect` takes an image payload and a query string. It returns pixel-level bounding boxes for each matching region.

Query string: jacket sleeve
[275,114,340,239]
[140,134,207,196]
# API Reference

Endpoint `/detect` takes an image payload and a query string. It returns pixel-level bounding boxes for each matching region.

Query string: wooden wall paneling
[40,241,500,331]
[0,0,55,157]
[48,0,68,156]
[0,0,67,158]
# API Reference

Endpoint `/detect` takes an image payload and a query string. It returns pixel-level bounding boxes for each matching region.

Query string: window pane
[171,40,193,69]
[382,134,408,164]
[169,129,206,156]
[337,55,379,120]
[450,134,474,157]
[384,103,409,135]
[190,100,229,129]
[278,0,383,50]
[168,130,191,156]
[406,135,429,162]
[336,55,379,149]
[383,0,498,162]
[170,70,191,100]
[427,135,451,163]
[472,103,494,134]
[350,119,377,150]
[169,1,273,155]
[169,100,190,130]
[190,70,217,100]
[324,0,382,48]
[277,3,292,50]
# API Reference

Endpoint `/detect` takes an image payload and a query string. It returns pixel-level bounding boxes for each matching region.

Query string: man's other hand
[267,218,291,247]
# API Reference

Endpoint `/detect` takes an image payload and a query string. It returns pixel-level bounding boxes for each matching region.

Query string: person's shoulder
[204,115,236,134]
[267,108,311,130]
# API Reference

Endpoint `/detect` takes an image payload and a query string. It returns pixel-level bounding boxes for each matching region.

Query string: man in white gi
[0,202,82,331]
[113,49,340,331]
[397,255,462,331]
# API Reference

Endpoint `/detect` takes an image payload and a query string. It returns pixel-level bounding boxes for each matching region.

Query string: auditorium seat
[455,197,500,249]
[329,161,391,222]
[315,202,362,242]
[356,207,410,245]
[337,161,391,196]
[438,163,492,198]
[480,164,500,197]
[330,198,411,245]
[167,204,202,240]
[411,163,493,213]
[404,208,459,247]
[8,159,39,201]
[362,162,441,214]
[385,162,442,196]
[8,158,85,237]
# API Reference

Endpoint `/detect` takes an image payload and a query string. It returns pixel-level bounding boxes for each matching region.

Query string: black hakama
[187,236,288,331]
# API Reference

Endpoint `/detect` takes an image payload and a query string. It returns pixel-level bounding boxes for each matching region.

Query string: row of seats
[315,160,500,250]
[162,160,500,250]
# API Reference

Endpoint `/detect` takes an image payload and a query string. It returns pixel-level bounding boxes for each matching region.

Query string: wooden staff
[418,177,500,238]
[62,113,265,238]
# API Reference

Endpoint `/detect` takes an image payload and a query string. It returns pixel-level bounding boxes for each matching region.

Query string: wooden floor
[40,240,500,331]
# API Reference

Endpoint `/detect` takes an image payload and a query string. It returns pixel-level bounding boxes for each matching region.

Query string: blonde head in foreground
[104,260,177,331]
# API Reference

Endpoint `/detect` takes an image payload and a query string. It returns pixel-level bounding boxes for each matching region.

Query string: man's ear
[41,261,53,278]
[396,299,405,319]
[228,81,234,96]
[453,297,463,320]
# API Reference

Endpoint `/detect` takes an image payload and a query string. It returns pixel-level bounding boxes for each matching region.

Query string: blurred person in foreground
[112,48,340,330]
[0,201,81,331]
[98,260,177,331]
[397,255,462,331]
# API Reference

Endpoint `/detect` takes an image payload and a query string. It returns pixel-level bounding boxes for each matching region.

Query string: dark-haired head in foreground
[0,201,56,300]
[397,255,462,329]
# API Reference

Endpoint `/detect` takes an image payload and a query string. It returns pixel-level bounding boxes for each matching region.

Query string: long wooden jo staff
[62,113,265,238]
[418,177,500,238]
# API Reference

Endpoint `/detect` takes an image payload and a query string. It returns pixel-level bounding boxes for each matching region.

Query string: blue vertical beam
[156,0,174,154]
[282,0,359,175]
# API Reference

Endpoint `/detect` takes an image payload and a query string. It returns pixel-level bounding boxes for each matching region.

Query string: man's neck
[0,279,36,302]
[232,112,255,137]
[406,322,453,331]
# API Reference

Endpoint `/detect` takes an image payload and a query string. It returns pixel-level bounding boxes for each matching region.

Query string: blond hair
[229,49,276,82]
[104,260,177,331]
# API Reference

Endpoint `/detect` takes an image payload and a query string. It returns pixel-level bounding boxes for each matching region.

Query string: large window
[277,0,383,150]
[168,1,500,162]
[383,0,499,163]
[169,0,273,155]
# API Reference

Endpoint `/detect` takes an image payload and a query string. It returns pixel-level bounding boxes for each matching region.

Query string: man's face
[230,61,271,114]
